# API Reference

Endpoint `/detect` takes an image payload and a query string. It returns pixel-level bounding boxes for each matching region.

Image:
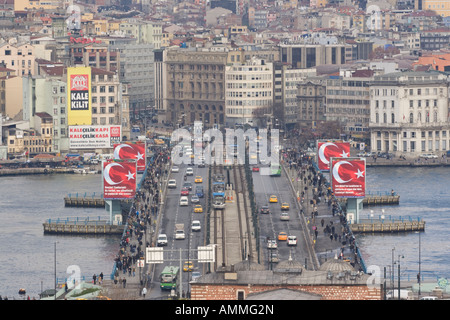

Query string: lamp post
[54,242,57,300]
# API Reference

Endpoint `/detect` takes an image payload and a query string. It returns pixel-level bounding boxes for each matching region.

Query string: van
[157,234,168,246]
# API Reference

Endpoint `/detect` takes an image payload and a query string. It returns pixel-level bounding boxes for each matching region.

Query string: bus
[160,266,179,290]
[270,164,281,176]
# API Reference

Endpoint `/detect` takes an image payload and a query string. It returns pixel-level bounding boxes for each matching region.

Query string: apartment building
[91,68,121,127]
[0,42,36,76]
[369,70,450,156]
[296,78,327,130]
[70,43,119,73]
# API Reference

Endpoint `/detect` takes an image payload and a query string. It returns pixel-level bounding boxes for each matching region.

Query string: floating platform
[64,196,105,208]
[339,195,400,207]
[43,217,124,235]
[350,216,425,234]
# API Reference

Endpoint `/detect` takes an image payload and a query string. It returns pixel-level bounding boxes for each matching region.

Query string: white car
[191,195,200,203]
[267,239,277,249]
[168,179,177,188]
[191,220,201,232]
[172,166,179,173]
[280,212,290,221]
[186,167,194,176]
[157,234,168,246]
[287,235,298,246]
[419,153,438,159]
[179,196,189,206]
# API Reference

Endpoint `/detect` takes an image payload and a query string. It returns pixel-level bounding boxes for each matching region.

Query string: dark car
[260,205,270,214]
[183,182,193,190]
[196,186,204,198]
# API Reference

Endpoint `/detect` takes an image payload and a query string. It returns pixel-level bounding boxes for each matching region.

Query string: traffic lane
[252,169,308,266]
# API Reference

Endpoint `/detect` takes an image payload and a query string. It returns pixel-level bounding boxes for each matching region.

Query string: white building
[225,58,273,127]
[369,70,450,157]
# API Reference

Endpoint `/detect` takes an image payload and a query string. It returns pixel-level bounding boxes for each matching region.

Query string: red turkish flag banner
[317,141,351,171]
[113,142,146,172]
[103,159,137,199]
[330,158,366,198]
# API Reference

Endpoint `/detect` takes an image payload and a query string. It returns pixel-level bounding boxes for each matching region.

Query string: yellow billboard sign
[67,66,92,126]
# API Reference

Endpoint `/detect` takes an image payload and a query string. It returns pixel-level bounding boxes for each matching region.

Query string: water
[357,166,450,284]
[0,167,449,298]
[0,174,120,299]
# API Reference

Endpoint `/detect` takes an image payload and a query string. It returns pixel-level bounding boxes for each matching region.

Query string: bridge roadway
[99,159,360,300]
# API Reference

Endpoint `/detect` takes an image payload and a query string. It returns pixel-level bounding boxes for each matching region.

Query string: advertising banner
[103,159,137,199]
[113,142,146,172]
[330,157,366,198]
[69,125,121,149]
[67,66,92,126]
[317,140,351,171]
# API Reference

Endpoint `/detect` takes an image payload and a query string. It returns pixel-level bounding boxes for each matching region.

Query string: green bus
[160,266,179,290]
[270,164,281,176]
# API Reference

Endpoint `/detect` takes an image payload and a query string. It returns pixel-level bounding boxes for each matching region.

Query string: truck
[175,224,185,240]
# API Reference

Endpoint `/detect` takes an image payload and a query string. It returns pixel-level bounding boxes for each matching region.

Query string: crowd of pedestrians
[109,145,171,294]
[282,143,363,271]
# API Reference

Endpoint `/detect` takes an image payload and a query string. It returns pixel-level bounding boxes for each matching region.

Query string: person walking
[123,277,127,288]
[92,274,97,285]
[142,287,147,298]
[99,272,104,285]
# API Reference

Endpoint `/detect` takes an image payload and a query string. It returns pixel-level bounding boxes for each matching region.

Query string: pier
[349,215,425,233]
[64,193,105,208]
[339,195,400,206]
[43,216,124,235]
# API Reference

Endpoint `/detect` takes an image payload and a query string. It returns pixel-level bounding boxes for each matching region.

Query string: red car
[252,166,259,172]
[181,187,189,196]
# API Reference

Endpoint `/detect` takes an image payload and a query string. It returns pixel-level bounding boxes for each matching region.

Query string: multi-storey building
[70,42,119,73]
[369,70,450,157]
[7,112,53,156]
[225,58,273,127]
[279,43,353,69]
[296,78,327,130]
[119,21,163,49]
[325,72,373,140]
[163,48,228,127]
[109,38,155,119]
[423,0,450,17]
[91,68,121,127]
[0,42,36,76]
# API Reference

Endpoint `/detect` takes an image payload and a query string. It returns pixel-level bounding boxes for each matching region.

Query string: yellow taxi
[194,176,203,183]
[281,202,290,210]
[194,205,203,213]
[183,261,194,272]
[278,232,288,241]
[269,195,278,203]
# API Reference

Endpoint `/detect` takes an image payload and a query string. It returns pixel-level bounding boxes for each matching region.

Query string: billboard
[69,125,121,149]
[67,66,92,126]
[102,159,137,199]
[330,157,366,198]
[113,142,146,172]
[317,140,351,171]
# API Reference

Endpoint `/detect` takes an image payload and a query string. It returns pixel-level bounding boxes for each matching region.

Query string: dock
[64,193,105,208]
[349,215,425,233]
[43,216,124,235]
[339,195,400,206]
